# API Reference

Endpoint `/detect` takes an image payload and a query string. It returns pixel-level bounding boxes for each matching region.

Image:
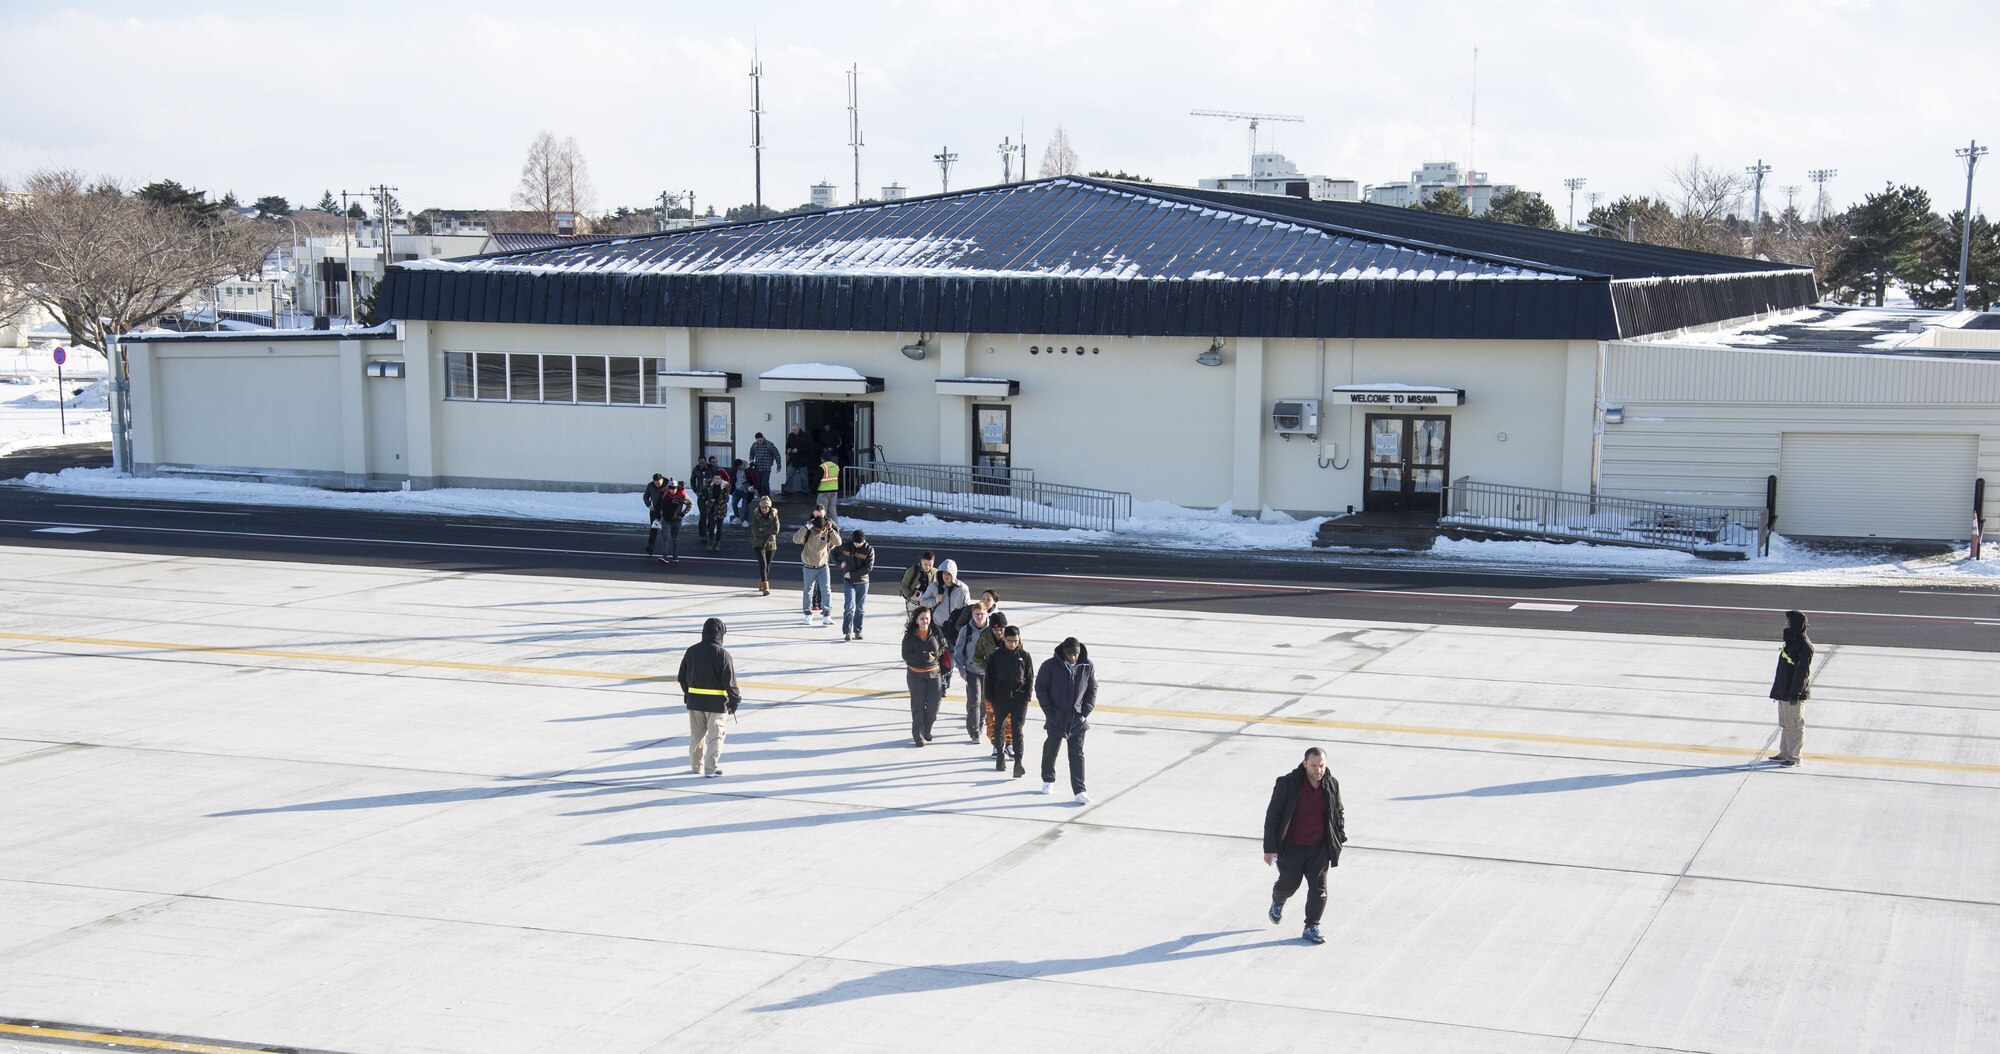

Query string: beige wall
[140,341,346,471]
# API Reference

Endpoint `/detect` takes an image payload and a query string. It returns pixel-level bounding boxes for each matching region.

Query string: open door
[852,402,876,465]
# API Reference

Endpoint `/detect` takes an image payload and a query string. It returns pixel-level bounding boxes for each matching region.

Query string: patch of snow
[0,380,112,455]
[760,363,866,381]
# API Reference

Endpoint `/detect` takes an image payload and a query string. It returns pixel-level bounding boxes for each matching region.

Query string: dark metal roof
[1685,306,2000,362]
[378,177,1818,341]
[487,231,616,253]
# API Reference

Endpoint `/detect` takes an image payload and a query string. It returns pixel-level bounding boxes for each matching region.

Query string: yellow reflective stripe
[687,686,730,695]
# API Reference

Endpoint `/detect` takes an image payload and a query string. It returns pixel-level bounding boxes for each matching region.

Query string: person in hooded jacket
[641,473,668,556]
[654,478,690,562]
[982,621,1031,778]
[676,618,742,778]
[698,474,730,551]
[1035,636,1096,804]
[972,610,1013,759]
[1262,746,1347,945]
[749,495,780,595]
[1767,609,1814,767]
[902,607,944,746]
[919,559,971,695]
[953,605,994,742]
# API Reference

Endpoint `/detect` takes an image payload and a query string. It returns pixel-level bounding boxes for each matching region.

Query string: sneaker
[1040,781,1054,795]
[802,614,814,626]
[843,632,853,642]
[1778,758,1799,767]
[855,632,864,640]
[1073,792,1091,805]
[1267,903,1283,924]
[1303,924,1325,945]
[820,615,832,627]
[705,770,722,779]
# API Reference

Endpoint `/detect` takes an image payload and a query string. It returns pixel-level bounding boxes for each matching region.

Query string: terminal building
[118,176,2000,542]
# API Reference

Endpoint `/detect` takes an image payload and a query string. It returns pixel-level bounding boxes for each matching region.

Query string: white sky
[4,0,1996,223]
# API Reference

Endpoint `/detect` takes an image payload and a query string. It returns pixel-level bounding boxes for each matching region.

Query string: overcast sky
[4,0,1995,224]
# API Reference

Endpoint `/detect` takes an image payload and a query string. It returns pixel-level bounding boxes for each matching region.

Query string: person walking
[903,607,944,746]
[698,472,730,552]
[676,617,742,779]
[748,432,782,497]
[749,495,781,595]
[973,611,1013,760]
[1767,609,1814,767]
[654,477,690,562]
[899,552,936,615]
[1035,636,1096,804]
[817,449,842,519]
[953,605,993,742]
[730,459,756,524]
[641,473,668,557]
[793,506,841,627]
[834,528,875,641]
[784,425,814,495]
[983,622,1032,777]
[1263,747,1348,945]
[920,560,971,697]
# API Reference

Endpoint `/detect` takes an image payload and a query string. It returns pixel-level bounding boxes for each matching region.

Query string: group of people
[639,432,841,561]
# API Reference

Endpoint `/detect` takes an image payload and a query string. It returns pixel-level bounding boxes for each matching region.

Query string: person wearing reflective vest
[1766,609,1814,767]
[676,617,741,778]
[817,455,841,518]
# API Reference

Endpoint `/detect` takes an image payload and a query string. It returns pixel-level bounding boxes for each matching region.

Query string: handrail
[843,461,1130,532]
[1441,477,1770,557]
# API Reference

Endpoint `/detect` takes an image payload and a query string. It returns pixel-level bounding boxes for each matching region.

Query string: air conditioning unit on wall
[1271,399,1320,438]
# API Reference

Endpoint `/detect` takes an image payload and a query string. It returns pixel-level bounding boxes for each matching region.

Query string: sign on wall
[1334,385,1465,407]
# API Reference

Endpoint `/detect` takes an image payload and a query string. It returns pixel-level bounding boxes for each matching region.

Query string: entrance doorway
[1363,414,1450,514]
[972,404,1012,494]
[786,399,876,472]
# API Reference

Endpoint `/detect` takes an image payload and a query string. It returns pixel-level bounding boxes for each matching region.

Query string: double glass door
[1364,415,1450,514]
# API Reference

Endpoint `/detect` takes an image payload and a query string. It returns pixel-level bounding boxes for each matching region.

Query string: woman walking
[902,608,944,747]
[749,495,780,595]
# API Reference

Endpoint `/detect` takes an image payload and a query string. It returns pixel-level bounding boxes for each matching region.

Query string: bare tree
[0,169,277,354]
[1657,156,1749,255]
[1039,126,1079,178]
[513,131,597,233]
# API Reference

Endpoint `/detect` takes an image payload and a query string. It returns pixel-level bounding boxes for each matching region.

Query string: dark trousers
[650,522,680,557]
[1041,726,1086,794]
[907,672,941,742]
[703,511,723,547]
[993,700,1027,756]
[1272,838,1332,926]
[755,548,774,583]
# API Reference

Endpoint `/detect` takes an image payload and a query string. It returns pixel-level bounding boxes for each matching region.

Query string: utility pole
[658,190,673,232]
[847,64,863,206]
[685,190,697,222]
[749,50,766,216]
[934,146,958,193]
[999,137,1015,183]
[1956,139,1988,311]
[339,190,356,324]
[1808,168,1837,223]
[1745,159,1773,257]
[1779,184,1801,231]
[374,184,399,311]
[1562,177,1587,229]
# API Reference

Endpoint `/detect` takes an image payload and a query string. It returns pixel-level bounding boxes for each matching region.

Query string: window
[446,352,474,399]
[643,358,664,404]
[475,353,507,400]
[542,355,574,403]
[574,355,608,403]
[609,356,643,404]
[508,354,540,401]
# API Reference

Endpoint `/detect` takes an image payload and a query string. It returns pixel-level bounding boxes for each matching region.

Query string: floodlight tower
[1745,159,1773,256]
[1562,177,1587,229]
[846,64,863,206]
[1808,168,1837,223]
[749,50,766,215]
[934,146,958,193]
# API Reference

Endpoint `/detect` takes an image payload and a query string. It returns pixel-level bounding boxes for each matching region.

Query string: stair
[1313,512,1438,551]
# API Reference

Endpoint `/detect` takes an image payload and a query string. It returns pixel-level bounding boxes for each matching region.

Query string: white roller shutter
[1777,432,1978,540]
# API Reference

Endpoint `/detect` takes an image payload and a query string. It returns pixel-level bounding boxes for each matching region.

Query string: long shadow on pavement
[1391,762,1759,800]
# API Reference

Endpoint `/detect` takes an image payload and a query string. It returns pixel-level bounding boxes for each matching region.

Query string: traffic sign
[52,346,66,366]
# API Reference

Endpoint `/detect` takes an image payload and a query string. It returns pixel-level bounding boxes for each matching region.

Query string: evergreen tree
[1827,183,1939,306]
[1909,211,2000,310]
[1086,169,1153,183]
[1415,189,1472,217]
[1484,188,1559,229]
[219,190,241,209]
[346,202,367,220]
[137,179,222,227]
[1585,196,1674,242]
[316,190,339,213]
[253,195,291,217]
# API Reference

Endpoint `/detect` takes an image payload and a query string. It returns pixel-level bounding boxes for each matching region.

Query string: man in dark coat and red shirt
[1263,746,1347,945]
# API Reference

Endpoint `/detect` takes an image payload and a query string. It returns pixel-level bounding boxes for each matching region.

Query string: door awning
[935,376,1020,398]
[1332,383,1465,407]
[758,363,885,394]
[658,370,742,391]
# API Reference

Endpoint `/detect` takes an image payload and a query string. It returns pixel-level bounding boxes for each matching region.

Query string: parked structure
[114,177,2000,542]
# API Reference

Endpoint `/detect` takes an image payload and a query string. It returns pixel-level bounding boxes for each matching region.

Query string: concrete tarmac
[1,544,1995,1053]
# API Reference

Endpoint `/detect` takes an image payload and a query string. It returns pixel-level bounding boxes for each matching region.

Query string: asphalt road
[2,442,1994,652]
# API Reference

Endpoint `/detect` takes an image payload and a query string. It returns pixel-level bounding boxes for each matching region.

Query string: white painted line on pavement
[54,503,249,516]
[32,526,98,534]
[1900,590,2000,598]
[1510,602,1578,612]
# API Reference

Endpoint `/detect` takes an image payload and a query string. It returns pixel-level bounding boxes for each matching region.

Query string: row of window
[444,352,674,406]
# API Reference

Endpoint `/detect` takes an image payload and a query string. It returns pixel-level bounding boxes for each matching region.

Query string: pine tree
[1909,211,2000,310]
[136,180,222,227]
[1586,196,1674,241]
[1415,189,1472,217]
[1483,188,1559,229]
[316,190,338,213]
[253,195,291,217]
[1828,184,1939,306]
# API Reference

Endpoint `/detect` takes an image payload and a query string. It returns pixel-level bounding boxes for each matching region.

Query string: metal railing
[843,461,1131,532]
[1442,477,1770,557]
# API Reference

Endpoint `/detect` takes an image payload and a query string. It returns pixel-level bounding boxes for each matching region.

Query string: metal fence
[1442,478,1770,557]
[843,461,1131,532]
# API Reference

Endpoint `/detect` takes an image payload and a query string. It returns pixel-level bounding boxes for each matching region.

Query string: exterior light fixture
[900,340,927,361]
[1602,403,1625,424]
[1195,339,1224,367]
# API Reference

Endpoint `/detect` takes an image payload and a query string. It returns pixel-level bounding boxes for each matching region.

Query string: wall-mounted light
[900,336,928,361]
[1602,403,1625,424]
[1195,339,1224,367]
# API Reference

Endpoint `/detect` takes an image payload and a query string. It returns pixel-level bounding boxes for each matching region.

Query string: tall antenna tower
[1189,109,1304,175]
[1808,168,1836,222]
[846,64,863,206]
[1468,46,1479,177]
[934,146,959,193]
[1745,159,1773,256]
[749,49,766,215]
[1562,177,1587,229]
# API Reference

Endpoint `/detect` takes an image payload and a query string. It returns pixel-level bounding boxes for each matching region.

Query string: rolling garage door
[1777,432,1978,540]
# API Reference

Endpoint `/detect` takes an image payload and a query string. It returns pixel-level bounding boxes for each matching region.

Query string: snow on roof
[759,363,867,381]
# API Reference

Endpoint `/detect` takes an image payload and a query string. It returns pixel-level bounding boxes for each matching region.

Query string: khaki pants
[688,709,729,775]
[1776,700,1805,761]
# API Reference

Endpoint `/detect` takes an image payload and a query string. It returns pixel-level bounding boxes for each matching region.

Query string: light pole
[1745,160,1773,256]
[1955,140,1987,312]
[1562,177,1587,229]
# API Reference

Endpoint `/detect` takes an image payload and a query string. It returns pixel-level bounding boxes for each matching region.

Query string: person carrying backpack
[655,477,691,562]
[899,551,936,615]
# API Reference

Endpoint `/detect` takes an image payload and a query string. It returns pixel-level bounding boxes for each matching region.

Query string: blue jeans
[842,581,867,635]
[802,564,832,614]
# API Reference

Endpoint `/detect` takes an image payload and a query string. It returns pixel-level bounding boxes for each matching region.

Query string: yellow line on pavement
[5,630,1998,776]
[0,1020,270,1054]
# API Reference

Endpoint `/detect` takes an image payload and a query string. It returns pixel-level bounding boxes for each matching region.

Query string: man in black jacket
[676,618,741,778]
[641,473,668,556]
[1262,747,1347,945]
[983,625,1034,778]
[1035,637,1096,804]
[1766,609,1814,766]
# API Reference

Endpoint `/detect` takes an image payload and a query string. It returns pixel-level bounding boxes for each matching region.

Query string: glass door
[699,397,735,469]
[1363,415,1450,514]
[972,405,1011,494]
[852,402,876,466]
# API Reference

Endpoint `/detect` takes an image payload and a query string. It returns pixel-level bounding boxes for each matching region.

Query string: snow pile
[760,363,867,381]
[0,380,113,455]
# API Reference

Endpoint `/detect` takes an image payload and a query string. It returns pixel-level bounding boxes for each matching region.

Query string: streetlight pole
[1745,160,1773,257]
[1956,139,1988,312]
[1562,177,1587,229]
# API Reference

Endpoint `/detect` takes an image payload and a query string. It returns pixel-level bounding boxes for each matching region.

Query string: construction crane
[1190,109,1305,176]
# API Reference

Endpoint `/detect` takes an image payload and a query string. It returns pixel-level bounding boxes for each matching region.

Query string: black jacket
[1034,639,1096,734]
[836,540,874,583]
[1262,765,1347,862]
[676,618,741,713]
[902,628,942,675]
[1769,610,1814,701]
[642,479,666,515]
[984,645,1035,707]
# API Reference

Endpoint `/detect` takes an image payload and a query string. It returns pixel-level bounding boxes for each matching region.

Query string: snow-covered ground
[0,377,112,456]
[11,466,1997,586]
